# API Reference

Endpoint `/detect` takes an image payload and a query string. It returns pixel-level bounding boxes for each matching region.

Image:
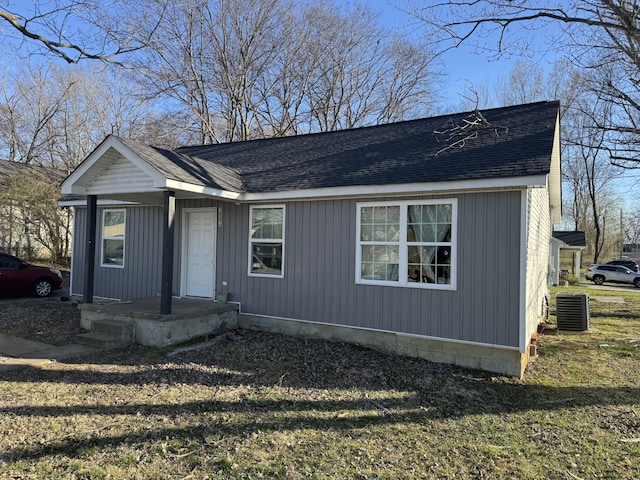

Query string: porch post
[160,190,176,314]
[83,195,97,304]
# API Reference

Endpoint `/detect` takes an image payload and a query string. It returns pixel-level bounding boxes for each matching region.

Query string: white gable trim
[61,136,166,195]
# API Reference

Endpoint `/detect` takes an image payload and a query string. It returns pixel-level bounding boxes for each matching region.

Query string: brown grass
[0,285,638,479]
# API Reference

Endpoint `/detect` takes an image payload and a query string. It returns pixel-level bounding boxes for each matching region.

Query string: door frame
[180,207,218,298]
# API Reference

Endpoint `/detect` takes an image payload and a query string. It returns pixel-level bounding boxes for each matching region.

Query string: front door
[184,209,216,297]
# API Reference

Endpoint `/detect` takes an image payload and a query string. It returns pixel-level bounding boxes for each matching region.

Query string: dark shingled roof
[0,160,66,187]
[553,231,586,247]
[117,138,244,192]
[171,101,559,193]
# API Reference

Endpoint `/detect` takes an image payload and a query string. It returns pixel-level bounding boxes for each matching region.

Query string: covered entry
[60,135,242,314]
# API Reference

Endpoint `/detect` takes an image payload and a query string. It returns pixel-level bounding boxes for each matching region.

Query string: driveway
[577,281,640,293]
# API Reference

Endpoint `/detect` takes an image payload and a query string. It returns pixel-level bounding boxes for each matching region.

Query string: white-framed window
[356,199,457,289]
[248,205,285,278]
[101,209,126,268]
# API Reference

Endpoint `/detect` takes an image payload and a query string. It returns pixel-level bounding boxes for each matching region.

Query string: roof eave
[240,174,548,202]
[164,179,243,200]
[59,174,548,206]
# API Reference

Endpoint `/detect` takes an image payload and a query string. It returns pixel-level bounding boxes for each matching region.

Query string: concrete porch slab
[79,297,239,347]
[80,297,238,320]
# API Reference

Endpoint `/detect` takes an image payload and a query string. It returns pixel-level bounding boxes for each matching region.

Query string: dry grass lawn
[0,285,638,479]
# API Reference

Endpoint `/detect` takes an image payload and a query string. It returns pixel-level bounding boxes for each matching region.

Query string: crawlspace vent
[555,293,590,331]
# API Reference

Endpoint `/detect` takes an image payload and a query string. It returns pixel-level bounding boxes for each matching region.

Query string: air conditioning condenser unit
[555,293,590,331]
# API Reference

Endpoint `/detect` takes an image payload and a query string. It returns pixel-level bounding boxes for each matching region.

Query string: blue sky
[363,1,509,102]
[365,1,640,212]
[364,0,548,109]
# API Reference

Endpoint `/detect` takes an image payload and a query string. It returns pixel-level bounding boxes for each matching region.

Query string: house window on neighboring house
[101,209,125,267]
[356,200,457,289]
[249,205,285,277]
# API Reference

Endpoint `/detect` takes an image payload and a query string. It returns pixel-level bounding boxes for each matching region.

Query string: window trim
[248,204,286,278]
[355,199,457,290]
[100,208,126,269]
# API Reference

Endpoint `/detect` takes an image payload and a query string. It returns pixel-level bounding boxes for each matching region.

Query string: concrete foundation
[239,313,527,378]
[79,298,529,377]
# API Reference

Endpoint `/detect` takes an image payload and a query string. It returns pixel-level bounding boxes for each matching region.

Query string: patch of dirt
[0,296,82,345]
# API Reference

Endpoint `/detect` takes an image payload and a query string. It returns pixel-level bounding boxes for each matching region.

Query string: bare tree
[132,0,293,143]
[454,57,580,114]
[0,0,160,64]
[411,0,640,168]
[132,0,439,144]
[0,65,74,165]
[301,3,437,132]
[495,60,545,107]
[0,64,175,170]
[625,210,640,248]
[563,94,624,263]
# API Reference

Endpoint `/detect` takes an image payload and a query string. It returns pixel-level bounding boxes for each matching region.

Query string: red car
[0,252,63,297]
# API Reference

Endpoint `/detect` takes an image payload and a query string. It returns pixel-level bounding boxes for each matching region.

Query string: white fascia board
[164,179,243,200]
[135,174,548,203]
[58,199,140,207]
[241,174,548,202]
[61,136,165,194]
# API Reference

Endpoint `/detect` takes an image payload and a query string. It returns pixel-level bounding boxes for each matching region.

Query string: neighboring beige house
[0,160,70,261]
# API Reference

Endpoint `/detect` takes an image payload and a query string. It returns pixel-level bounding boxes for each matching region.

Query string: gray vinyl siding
[71,205,163,299]
[72,190,522,347]
[217,191,522,348]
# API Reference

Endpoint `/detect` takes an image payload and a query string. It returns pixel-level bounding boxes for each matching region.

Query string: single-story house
[0,160,69,259]
[61,101,562,378]
[550,231,587,284]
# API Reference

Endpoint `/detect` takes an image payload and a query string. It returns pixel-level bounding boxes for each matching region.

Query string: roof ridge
[175,100,560,151]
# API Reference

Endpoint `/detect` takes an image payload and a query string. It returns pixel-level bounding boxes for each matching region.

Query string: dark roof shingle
[172,101,559,193]
[553,231,586,247]
[0,160,66,187]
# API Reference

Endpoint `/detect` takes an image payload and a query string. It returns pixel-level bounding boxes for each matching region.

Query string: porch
[78,297,239,348]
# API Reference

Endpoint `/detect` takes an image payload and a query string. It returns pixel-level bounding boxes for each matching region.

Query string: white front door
[184,209,216,297]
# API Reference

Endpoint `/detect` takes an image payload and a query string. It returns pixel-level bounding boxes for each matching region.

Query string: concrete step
[74,332,132,350]
[91,319,134,341]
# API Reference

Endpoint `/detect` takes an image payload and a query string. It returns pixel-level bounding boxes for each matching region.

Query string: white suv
[585,264,640,288]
